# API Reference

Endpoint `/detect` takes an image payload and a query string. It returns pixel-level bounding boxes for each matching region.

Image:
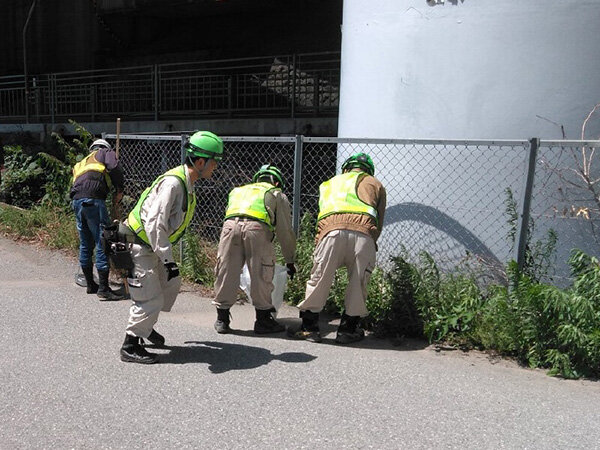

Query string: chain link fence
[104,133,600,286]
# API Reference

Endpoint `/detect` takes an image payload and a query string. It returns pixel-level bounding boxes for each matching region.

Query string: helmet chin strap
[187,156,203,180]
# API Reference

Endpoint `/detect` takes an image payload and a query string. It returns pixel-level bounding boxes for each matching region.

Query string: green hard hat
[253,164,285,188]
[341,152,375,176]
[186,131,224,160]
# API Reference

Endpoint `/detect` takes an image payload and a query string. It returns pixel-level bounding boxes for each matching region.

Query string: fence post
[514,137,539,273]
[292,134,304,235]
[178,134,189,265]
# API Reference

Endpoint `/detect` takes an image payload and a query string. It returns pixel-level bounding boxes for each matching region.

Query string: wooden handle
[115,117,121,159]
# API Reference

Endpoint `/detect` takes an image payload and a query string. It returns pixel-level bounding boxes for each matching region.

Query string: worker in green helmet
[119,130,224,364]
[288,152,386,344]
[213,164,297,335]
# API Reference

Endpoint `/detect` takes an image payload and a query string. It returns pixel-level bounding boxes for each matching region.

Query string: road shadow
[158,340,316,372]
[227,317,337,338]
[226,316,429,351]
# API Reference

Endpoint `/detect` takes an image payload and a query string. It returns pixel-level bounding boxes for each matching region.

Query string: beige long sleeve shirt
[140,168,193,265]
[264,189,297,264]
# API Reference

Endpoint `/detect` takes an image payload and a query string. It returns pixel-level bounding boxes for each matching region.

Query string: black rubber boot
[144,328,166,347]
[214,308,232,334]
[97,269,125,301]
[254,308,285,334]
[335,313,365,344]
[287,310,322,342]
[120,334,158,364]
[81,265,98,294]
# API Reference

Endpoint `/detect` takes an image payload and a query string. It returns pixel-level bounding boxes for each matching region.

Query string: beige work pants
[125,243,181,338]
[213,218,275,310]
[298,229,376,317]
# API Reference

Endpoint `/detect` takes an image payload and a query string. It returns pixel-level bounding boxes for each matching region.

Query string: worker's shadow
[159,340,316,373]
[229,317,429,351]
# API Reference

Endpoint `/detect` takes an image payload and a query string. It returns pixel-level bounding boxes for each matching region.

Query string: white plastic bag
[240,263,288,317]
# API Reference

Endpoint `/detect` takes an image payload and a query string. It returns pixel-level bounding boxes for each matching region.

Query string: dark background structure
[2,0,342,76]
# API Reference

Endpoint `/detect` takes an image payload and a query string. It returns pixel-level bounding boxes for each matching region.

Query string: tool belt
[116,222,148,246]
[102,221,135,270]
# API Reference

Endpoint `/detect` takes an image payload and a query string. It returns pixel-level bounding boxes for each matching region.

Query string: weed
[504,187,557,282]
[176,232,218,286]
[283,212,317,306]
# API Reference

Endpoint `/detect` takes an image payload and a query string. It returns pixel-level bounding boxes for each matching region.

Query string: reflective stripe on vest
[72,151,111,187]
[317,172,378,224]
[127,165,197,245]
[224,182,276,230]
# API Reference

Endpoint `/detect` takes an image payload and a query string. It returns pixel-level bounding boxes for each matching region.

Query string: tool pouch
[102,221,134,270]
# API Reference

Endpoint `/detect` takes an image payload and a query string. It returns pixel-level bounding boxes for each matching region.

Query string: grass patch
[0,202,78,253]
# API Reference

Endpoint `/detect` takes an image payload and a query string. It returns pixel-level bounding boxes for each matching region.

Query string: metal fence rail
[104,133,600,285]
[0,52,340,123]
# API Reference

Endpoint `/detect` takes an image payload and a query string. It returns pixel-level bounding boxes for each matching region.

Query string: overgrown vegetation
[475,253,600,379]
[0,121,92,209]
[175,232,218,286]
[504,187,557,282]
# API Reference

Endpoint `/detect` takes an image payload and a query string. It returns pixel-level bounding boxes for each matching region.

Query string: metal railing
[104,133,600,286]
[0,52,340,123]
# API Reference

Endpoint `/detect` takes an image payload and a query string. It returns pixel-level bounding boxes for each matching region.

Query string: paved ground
[1,235,599,449]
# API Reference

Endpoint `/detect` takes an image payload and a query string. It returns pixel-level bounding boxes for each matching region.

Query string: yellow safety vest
[224,182,277,230]
[127,165,197,245]
[72,151,111,187]
[317,172,378,224]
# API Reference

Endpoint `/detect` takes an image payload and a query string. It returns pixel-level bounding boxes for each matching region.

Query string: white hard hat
[89,139,111,151]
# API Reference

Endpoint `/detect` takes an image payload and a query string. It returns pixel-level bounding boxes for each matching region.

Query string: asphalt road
[1,235,599,449]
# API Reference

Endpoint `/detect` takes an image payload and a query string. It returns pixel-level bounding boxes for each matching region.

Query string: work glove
[164,262,180,281]
[286,263,297,280]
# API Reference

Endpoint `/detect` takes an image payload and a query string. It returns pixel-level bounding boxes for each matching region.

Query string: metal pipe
[23,0,37,124]
[179,134,189,265]
[292,134,304,235]
[514,137,540,274]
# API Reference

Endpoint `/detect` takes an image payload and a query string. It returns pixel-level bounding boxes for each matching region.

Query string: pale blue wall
[339,0,600,140]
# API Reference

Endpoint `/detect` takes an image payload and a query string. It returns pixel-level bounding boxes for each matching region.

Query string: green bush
[364,256,423,339]
[0,120,91,209]
[176,232,217,286]
[0,146,46,208]
[467,252,600,379]
[355,243,600,378]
